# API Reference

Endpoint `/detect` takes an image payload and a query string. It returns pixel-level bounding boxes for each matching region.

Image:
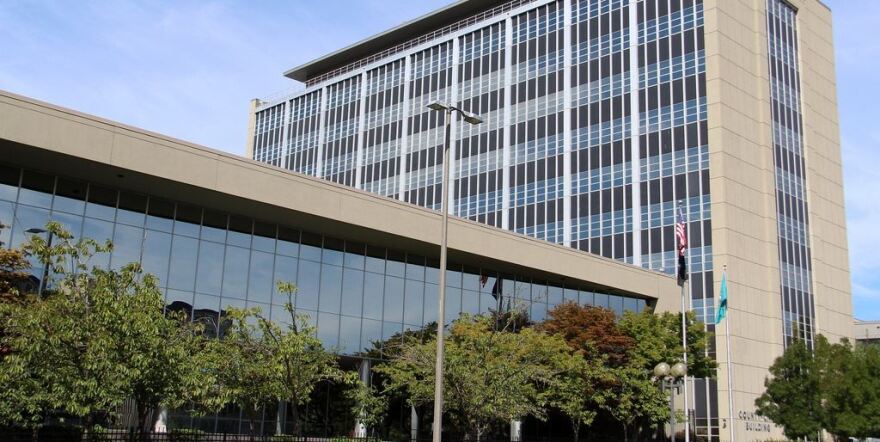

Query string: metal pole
[37,231,53,296]
[681,278,690,442]
[724,266,737,442]
[668,380,675,442]
[679,201,690,442]
[431,110,452,442]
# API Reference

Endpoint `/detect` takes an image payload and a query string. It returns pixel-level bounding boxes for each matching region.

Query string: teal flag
[716,272,728,324]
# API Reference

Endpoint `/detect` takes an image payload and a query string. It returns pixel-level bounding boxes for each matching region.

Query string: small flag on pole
[675,206,688,282]
[716,271,728,324]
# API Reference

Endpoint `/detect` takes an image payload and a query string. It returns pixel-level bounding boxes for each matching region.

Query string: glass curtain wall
[766,0,815,348]
[0,162,648,434]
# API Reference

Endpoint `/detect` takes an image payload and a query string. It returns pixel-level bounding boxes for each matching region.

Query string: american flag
[676,206,688,282]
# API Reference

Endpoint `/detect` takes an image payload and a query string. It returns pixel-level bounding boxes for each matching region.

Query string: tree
[344,374,388,437]
[601,365,669,442]
[618,309,716,377]
[0,222,131,435]
[755,338,823,440]
[201,283,343,437]
[542,345,610,442]
[0,222,211,437]
[814,336,880,440]
[376,315,569,441]
[109,268,208,436]
[0,222,31,305]
[539,302,634,367]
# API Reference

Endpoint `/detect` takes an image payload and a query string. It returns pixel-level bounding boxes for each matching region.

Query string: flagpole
[723,266,736,442]
[678,201,690,442]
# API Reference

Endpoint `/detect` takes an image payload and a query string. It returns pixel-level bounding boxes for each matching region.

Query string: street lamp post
[25,227,53,296]
[426,101,482,442]
[654,361,688,442]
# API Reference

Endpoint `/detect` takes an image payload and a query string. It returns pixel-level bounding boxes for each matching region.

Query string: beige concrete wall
[245,98,261,159]
[0,89,680,309]
[704,0,850,440]
[794,0,853,345]
[704,0,783,439]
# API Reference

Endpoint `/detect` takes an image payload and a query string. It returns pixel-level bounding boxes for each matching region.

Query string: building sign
[738,411,772,433]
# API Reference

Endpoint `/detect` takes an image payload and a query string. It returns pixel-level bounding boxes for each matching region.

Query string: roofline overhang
[284,0,499,82]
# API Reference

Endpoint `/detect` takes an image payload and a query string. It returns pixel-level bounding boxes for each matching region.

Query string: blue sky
[1,0,877,319]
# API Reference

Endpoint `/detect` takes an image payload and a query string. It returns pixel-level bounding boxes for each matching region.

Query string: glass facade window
[253,0,717,435]
[765,0,815,348]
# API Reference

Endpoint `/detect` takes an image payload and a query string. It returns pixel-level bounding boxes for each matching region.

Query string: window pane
[531,302,547,322]
[227,216,251,248]
[383,276,404,323]
[272,255,298,305]
[111,224,143,270]
[83,217,113,269]
[196,241,225,296]
[221,246,249,299]
[168,235,198,290]
[166,289,194,316]
[277,227,299,257]
[362,272,384,320]
[86,185,117,221]
[319,264,343,314]
[365,246,385,273]
[248,251,274,304]
[404,280,423,325]
[194,293,221,336]
[11,205,49,248]
[117,192,147,227]
[252,222,275,253]
[580,290,595,306]
[49,211,83,241]
[341,269,364,317]
[0,165,19,202]
[142,230,172,285]
[462,289,479,315]
[53,178,86,215]
[300,232,322,262]
[18,171,54,208]
[594,292,609,309]
[445,287,461,323]
[174,204,201,238]
[146,198,174,232]
[339,316,361,355]
[295,260,321,311]
[317,313,340,349]
[361,319,382,354]
[0,200,14,246]
[322,237,344,266]
[424,283,439,325]
[344,242,365,269]
[201,210,227,243]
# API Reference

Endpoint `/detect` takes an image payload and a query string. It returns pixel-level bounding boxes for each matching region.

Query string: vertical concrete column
[627,0,643,267]
[355,72,368,189]
[561,0,573,246]
[245,98,262,159]
[501,16,514,230]
[510,419,522,441]
[399,55,413,201]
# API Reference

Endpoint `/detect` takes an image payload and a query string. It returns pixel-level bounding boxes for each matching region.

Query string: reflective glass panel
[248,250,274,304]
[341,269,364,317]
[295,259,321,311]
[111,224,143,269]
[117,192,147,227]
[53,178,86,215]
[221,245,249,299]
[272,255,298,305]
[319,264,343,313]
[317,313,340,349]
[383,276,404,323]
[86,185,117,221]
[403,279,423,325]
[362,272,384,320]
[168,235,198,290]
[142,230,172,285]
[196,241,225,296]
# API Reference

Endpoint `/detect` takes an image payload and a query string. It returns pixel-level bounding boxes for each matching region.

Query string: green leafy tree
[755,338,823,440]
[202,283,343,436]
[814,336,880,440]
[344,374,388,437]
[376,315,568,441]
[602,365,669,442]
[618,310,716,377]
[542,345,610,442]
